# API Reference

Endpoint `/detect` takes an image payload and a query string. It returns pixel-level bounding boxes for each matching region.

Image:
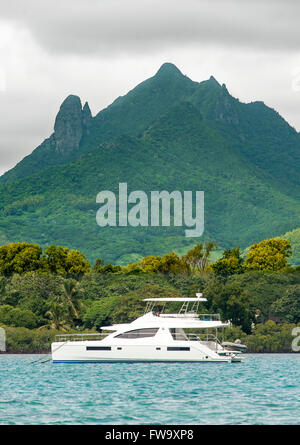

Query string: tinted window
[86,346,111,351]
[167,347,190,351]
[116,328,159,339]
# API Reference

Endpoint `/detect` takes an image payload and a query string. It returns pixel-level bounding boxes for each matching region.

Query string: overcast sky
[0,0,299,175]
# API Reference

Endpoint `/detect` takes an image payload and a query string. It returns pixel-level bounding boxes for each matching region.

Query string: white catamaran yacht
[51,294,245,363]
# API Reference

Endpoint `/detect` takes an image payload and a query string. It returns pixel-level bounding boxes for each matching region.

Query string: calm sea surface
[0,354,299,425]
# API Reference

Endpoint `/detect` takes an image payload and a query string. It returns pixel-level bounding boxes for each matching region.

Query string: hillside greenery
[0,64,300,264]
[282,228,300,266]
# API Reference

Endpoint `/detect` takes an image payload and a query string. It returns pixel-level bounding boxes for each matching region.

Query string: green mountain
[0,63,300,264]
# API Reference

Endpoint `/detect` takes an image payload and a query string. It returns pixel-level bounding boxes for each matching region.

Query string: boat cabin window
[167,346,190,351]
[169,328,188,341]
[116,328,159,339]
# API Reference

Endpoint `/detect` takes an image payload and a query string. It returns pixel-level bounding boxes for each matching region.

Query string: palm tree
[62,279,84,322]
[38,301,69,331]
[182,242,217,271]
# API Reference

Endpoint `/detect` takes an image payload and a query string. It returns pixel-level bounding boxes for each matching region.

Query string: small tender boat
[221,340,247,353]
[51,294,245,363]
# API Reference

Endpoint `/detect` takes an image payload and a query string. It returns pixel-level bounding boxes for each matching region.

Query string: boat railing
[55,333,108,342]
[173,333,221,343]
[176,333,223,352]
[198,313,220,321]
[157,312,220,320]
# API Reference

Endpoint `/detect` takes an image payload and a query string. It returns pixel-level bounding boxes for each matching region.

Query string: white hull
[52,341,236,363]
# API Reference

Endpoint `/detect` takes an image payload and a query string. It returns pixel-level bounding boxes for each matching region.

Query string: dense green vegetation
[0,239,299,353]
[0,64,300,264]
[283,228,300,267]
[3,322,298,354]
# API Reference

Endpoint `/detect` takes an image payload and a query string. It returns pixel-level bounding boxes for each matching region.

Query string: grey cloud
[0,92,54,174]
[1,0,300,56]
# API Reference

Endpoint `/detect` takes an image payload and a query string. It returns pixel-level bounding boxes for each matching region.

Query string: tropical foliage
[245,238,292,271]
[0,243,90,276]
[0,238,299,353]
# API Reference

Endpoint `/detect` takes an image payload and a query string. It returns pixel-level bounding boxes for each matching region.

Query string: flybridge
[143,294,207,302]
[96,183,204,237]
[143,293,208,318]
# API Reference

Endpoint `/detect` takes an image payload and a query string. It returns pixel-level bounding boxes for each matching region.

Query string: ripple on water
[0,354,300,424]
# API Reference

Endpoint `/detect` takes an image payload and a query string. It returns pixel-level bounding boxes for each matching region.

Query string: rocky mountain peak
[208,75,221,87]
[82,101,92,118]
[155,63,185,79]
[53,95,92,154]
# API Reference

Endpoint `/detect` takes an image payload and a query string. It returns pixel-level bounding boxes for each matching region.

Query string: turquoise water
[0,354,299,424]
